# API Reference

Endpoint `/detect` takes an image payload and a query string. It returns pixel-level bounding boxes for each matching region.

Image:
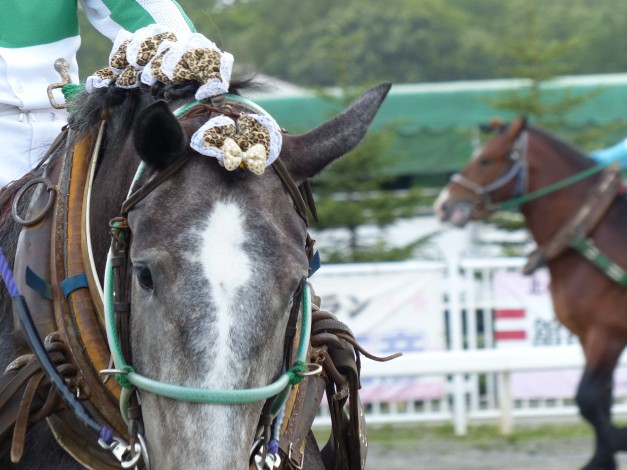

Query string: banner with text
[312,264,446,403]
[492,268,627,398]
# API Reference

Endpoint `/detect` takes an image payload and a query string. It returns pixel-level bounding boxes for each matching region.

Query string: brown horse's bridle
[449,130,529,216]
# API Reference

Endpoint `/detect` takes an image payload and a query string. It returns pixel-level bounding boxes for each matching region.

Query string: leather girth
[2,123,126,469]
[523,165,623,274]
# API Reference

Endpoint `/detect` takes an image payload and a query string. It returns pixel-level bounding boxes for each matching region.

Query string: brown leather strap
[66,126,123,401]
[524,166,622,274]
[10,371,45,462]
[309,293,400,470]
[277,375,326,469]
[0,348,72,460]
[48,128,127,439]
[272,159,310,226]
[120,152,194,215]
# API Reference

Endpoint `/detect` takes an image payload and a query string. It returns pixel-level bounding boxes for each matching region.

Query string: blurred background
[78,2,627,468]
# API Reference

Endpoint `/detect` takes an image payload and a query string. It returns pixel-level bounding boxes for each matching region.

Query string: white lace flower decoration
[190,113,282,175]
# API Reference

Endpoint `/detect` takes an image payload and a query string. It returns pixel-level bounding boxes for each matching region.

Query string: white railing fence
[312,257,627,434]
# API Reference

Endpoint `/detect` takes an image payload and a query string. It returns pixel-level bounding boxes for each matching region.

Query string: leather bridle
[449,131,528,216]
[105,96,322,469]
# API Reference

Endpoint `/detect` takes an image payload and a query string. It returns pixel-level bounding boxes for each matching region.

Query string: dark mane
[527,123,597,171]
[69,78,258,143]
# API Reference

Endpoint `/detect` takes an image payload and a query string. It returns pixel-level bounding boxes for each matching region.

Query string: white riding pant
[0,105,67,188]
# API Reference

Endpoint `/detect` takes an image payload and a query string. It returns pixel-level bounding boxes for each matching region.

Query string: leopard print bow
[140,33,233,100]
[86,25,180,92]
[85,29,233,98]
[190,113,282,175]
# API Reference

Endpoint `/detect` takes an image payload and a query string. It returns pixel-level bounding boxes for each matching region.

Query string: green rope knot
[286,360,308,385]
[61,84,84,102]
[115,366,135,390]
[61,84,84,112]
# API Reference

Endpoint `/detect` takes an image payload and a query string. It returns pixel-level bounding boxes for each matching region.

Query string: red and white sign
[492,268,627,398]
[493,269,577,349]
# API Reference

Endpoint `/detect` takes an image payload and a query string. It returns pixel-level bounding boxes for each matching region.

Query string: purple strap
[0,246,20,297]
[268,438,279,456]
[99,426,114,446]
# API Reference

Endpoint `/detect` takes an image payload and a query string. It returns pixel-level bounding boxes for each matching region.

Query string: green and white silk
[0,0,194,110]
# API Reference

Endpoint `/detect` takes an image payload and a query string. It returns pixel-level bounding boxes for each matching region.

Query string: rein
[104,258,313,407]
[498,161,607,210]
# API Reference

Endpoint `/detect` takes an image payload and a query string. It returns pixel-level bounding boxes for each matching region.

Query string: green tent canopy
[254,74,627,178]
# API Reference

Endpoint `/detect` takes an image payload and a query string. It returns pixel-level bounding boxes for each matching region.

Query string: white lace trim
[194,51,234,100]
[189,113,282,169]
[250,114,283,166]
[85,75,113,93]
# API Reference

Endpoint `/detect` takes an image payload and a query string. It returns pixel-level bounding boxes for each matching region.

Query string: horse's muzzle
[439,200,474,227]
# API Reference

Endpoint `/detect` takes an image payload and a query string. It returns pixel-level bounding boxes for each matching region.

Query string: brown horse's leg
[577,367,616,470]
[576,330,624,470]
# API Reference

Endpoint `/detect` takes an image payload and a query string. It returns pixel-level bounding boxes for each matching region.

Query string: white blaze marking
[199,201,251,384]
[433,187,451,219]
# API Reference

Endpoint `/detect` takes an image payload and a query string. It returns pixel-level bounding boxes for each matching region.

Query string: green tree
[486,2,625,147]
[76,1,627,86]
[310,86,439,262]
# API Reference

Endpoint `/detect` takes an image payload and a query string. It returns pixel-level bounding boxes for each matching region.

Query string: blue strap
[25,266,52,300]
[61,273,89,298]
[308,251,321,277]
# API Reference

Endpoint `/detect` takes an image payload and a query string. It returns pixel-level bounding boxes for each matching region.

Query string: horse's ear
[133,100,187,170]
[279,82,391,182]
[506,116,527,141]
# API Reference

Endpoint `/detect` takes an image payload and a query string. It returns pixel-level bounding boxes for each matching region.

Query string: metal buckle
[288,442,304,470]
[297,363,323,378]
[11,177,57,227]
[47,58,70,109]
[98,436,142,469]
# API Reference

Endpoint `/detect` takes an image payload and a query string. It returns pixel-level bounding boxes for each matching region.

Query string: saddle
[0,124,125,468]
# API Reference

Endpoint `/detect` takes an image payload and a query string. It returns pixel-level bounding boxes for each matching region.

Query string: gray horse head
[124,83,390,468]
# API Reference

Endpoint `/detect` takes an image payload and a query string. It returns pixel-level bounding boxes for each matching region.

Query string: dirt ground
[340,421,627,470]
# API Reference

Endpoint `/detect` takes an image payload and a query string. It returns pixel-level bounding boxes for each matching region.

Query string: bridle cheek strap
[450,131,528,214]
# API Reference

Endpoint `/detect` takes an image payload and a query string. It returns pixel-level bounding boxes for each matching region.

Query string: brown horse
[434,117,627,470]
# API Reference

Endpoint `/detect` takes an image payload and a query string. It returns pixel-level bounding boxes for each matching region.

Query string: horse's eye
[135,266,154,290]
[479,158,492,167]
